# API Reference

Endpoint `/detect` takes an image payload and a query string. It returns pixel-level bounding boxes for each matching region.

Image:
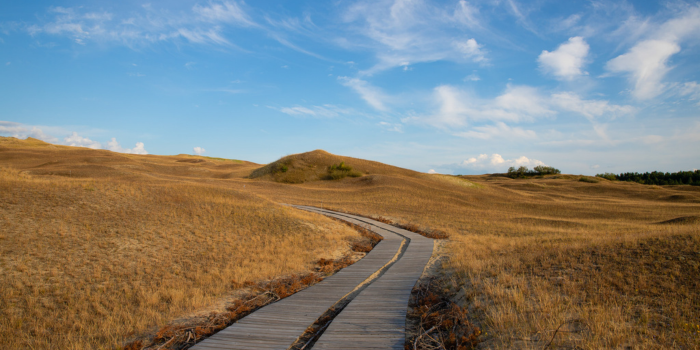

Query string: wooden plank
[310,210,435,350]
[192,206,408,350]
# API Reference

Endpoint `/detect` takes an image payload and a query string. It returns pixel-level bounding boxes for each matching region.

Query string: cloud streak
[340,0,489,74]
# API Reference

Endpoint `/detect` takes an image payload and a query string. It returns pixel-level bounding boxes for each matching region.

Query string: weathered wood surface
[192,206,434,350]
[192,206,406,350]
[304,208,434,350]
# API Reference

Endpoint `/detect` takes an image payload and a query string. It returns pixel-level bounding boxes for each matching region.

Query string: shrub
[326,162,362,180]
[533,165,561,175]
[596,173,617,181]
[579,176,599,183]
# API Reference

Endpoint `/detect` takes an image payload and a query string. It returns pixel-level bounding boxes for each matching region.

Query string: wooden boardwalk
[304,209,434,350]
[192,206,434,350]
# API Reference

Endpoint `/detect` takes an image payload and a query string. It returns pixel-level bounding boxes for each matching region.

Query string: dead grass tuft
[408,277,481,350]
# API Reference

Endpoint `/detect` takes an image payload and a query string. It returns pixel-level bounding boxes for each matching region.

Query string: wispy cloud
[270,104,356,118]
[678,82,700,105]
[455,122,537,140]
[17,2,257,48]
[405,84,633,143]
[340,0,489,74]
[338,77,389,111]
[193,1,256,26]
[605,5,700,100]
[408,84,554,129]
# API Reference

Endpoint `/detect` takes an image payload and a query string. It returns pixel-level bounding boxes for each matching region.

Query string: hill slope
[0,136,260,180]
[249,149,421,183]
[0,137,364,350]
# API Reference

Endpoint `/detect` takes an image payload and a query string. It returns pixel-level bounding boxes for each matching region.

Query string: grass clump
[579,176,600,183]
[325,162,362,180]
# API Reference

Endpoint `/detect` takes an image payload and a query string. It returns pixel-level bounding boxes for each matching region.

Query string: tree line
[596,170,700,186]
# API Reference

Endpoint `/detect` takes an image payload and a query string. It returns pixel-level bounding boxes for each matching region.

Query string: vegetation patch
[578,176,600,183]
[507,165,561,178]
[407,276,481,349]
[325,162,362,180]
[125,266,335,350]
[248,149,420,184]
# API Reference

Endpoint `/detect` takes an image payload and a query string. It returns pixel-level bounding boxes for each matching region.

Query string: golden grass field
[0,138,363,350]
[2,137,699,349]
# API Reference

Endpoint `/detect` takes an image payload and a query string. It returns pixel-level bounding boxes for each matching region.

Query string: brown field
[0,138,362,350]
[2,137,699,349]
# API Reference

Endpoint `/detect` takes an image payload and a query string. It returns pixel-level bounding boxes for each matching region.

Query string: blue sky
[1,0,699,175]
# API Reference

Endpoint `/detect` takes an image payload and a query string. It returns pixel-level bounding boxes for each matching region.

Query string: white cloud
[341,0,489,74]
[0,122,70,144]
[455,122,537,140]
[550,92,635,120]
[606,40,680,100]
[64,132,102,149]
[407,85,634,145]
[605,6,700,100]
[0,121,28,136]
[679,82,700,105]
[107,138,148,154]
[414,84,554,129]
[378,121,403,133]
[193,1,256,26]
[538,36,589,80]
[459,153,544,172]
[427,169,438,174]
[453,0,481,29]
[272,104,355,118]
[0,122,152,153]
[0,122,60,143]
[19,2,257,48]
[338,77,388,111]
[193,146,206,155]
[453,38,487,62]
[464,73,480,81]
[493,85,555,119]
[27,127,60,143]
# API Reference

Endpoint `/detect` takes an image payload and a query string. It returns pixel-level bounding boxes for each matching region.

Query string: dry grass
[0,138,362,350]
[240,157,700,349]
[3,140,699,349]
[249,149,419,183]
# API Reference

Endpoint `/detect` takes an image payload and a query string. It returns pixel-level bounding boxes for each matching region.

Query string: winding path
[192,206,434,350]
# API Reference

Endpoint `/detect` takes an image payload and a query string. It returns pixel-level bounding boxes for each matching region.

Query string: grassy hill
[0,137,363,350]
[1,136,699,349]
[249,149,420,183]
[0,136,260,180]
